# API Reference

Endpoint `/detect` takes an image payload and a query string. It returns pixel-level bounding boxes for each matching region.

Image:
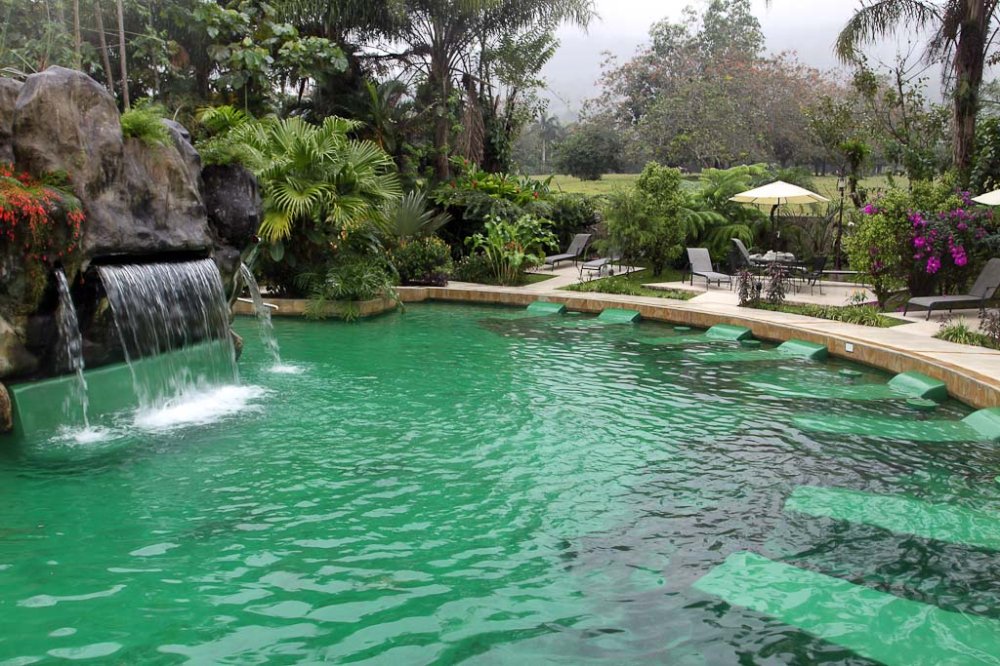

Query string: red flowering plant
[0,162,85,265]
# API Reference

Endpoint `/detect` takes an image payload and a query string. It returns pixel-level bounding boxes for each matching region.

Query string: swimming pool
[1,303,998,663]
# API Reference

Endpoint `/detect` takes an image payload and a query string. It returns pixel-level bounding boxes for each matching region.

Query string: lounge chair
[903,258,1000,319]
[687,247,732,289]
[579,249,623,280]
[544,233,592,270]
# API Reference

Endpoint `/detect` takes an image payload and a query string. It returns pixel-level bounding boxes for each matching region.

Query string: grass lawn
[546,172,906,211]
[560,264,697,300]
[522,272,557,285]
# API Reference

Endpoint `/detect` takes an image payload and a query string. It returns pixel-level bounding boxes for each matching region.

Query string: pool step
[693,552,1000,666]
[705,324,752,341]
[785,485,1000,551]
[887,372,948,401]
[688,339,827,364]
[526,301,566,315]
[793,407,1000,443]
[597,308,642,323]
[741,370,947,402]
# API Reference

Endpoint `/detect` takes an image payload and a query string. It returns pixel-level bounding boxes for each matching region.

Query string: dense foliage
[846,181,998,306]
[604,163,685,276]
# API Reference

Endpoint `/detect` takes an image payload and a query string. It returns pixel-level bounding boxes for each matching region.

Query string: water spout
[54,269,90,427]
[238,263,282,366]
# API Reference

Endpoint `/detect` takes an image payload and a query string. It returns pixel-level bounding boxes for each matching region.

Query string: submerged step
[526,301,566,315]
[786,486,1000,551]
[742,370,947,402]
[887,371,948,401]
[793,408,1000,443]
[775,339,827,360]
[597,308,641,323]
[705,324,753,341]
[693,552,1000,666]
[687,339,825,364]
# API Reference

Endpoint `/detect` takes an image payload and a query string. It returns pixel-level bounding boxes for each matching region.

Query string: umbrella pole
[770,204,779,249]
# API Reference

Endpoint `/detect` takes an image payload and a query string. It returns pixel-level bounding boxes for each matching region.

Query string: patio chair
[798,256,827,295]
[903,258,1000,320]
[731,238,765,273]
[687,247,732,289]
[579,249,623,280]
[544,233,592,270]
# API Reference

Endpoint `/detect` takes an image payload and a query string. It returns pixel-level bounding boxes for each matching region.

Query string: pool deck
[393,268,1000,409]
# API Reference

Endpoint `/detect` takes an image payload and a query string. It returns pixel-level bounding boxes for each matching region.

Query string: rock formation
[0,67,261,390]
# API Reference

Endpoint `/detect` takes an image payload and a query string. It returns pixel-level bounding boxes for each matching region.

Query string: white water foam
[268,363,304,375]
[132,385,268,432]
[52,426,120,447]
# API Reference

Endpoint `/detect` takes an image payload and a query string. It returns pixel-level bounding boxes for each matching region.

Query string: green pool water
[2,303,999,664]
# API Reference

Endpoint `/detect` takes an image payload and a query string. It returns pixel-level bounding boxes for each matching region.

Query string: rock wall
[0,67,261,391]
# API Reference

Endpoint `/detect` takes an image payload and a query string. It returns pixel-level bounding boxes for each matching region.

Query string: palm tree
[232,116,402,244]
[835,0,1000,179]
[538,113,562,170]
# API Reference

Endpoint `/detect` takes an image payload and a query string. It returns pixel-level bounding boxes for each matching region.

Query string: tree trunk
[72,0,81,69]
[953,0,988,182]
[429,49,451,181]
[94,0,115,95]
[115,0,129,110]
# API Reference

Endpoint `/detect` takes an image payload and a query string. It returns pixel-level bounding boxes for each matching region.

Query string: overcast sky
[541,0,939,119]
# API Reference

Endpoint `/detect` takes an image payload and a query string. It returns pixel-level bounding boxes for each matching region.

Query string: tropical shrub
[465,215,557,285]
[847,181,996,306]
[604,162,685,276]
[120,105,171,147]
[547,193,601,246]
[392,236,452,286]
[431,160,554,248]
[452,252,495,283]
[209,115,402,294]
[298,254,398,321]
[0,164,84,264]
[194,105,255,166]
[380,191,451,240]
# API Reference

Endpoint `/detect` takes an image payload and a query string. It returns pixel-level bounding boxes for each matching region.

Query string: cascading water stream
[54,269,90,427]
[98,259,238,410]
[239,262,282,366]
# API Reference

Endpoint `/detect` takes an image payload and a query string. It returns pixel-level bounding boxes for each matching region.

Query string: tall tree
[836,0,1000,180]
[398,0,594,180]
[94,0,115,95]
[115,0,129,109]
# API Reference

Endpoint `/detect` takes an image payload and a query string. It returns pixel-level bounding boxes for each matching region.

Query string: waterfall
[54,269,90,427]
[98,259,238,409]
[239,263,282,366]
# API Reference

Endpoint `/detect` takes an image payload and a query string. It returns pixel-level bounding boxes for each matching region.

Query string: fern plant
[120,105,171,147]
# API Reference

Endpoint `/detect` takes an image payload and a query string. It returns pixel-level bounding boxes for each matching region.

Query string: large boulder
[11,66,212,262]
[202,164,261,247]
[0,315,37,378]
[0,78,22,163]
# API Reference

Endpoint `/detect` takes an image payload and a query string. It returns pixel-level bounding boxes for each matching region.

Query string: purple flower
[926,256,941,274]
[863,204,878,215]
[957,222,968,231]
[913,236,927,248]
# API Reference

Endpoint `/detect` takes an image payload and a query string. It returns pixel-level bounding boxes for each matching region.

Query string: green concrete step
[742,370,947,402]
[693,552,1000,666]
[785,485,1000,551]
[597,308,641,323]
[526,301,566,315]
[687,339,826,364]
[705,324,753,341]
[793,407,1000,443]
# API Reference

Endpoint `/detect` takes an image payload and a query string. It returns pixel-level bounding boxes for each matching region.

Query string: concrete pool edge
[392,285,1000,409]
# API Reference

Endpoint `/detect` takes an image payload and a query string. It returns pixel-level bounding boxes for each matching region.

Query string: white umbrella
[730,180,830,248]
[972,189,1000,205]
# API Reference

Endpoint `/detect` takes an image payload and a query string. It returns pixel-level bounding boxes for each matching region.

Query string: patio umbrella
[972,189,1000,205]
[729,180,830,248]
